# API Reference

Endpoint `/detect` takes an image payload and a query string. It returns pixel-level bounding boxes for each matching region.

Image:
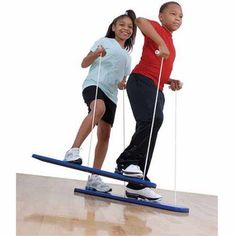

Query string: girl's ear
[112,24,115,32]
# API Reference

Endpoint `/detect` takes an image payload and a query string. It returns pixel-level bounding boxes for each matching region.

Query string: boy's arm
[135,17,170,59]
[166,78,183,91]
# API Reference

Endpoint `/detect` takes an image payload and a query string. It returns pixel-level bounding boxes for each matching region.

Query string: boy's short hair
[159,1,181,13]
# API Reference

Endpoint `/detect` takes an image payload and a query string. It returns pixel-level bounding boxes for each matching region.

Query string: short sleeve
[148,20,162,33]
[90,37,105,52]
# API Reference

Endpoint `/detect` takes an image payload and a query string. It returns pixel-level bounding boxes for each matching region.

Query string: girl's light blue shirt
[82,37,131,104]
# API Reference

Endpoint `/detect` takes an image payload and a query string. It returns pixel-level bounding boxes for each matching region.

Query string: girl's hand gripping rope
[95,45,106,57]
[118,77,127,90]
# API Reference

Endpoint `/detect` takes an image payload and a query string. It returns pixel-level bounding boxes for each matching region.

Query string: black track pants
[116,73,165,189]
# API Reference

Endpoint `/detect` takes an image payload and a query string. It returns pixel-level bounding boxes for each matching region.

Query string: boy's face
[159,3,183,32]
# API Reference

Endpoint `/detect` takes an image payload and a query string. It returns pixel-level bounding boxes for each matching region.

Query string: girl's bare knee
[90,100,106,120]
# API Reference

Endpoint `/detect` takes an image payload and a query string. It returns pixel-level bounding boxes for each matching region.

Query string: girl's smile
[112,16,134,46]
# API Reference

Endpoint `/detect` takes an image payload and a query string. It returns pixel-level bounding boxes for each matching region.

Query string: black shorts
[82,86,116,126]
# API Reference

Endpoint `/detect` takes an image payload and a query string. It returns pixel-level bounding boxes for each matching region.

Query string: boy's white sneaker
[126,187,162,200]
[64,147,82,164]
[86,174,112,193]
[122,164,143,178]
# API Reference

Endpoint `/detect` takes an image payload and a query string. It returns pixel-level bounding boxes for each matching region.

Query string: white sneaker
[126,187,162,200]
[86,174,112,193]
[64,147,82,164]
[122,164,143,178]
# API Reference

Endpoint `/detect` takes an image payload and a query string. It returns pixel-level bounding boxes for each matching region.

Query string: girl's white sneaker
[64,147,82,164]
[86,174,112,193]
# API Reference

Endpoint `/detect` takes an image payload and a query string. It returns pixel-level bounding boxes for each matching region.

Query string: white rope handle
[174,90,178,204]
[122,88,126,150]
[143,57,164,179]
[87,55,102,167]
[122,88,126,196]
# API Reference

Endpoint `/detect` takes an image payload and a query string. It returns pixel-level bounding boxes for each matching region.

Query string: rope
[143,57,164,179]
[87,55,102,167]
[123,88,126,150]
[122,84,126,196]
[174,91,178,205]
[142,56,179,205]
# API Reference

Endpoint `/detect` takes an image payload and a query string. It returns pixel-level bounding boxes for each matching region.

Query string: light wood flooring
[16,173,217,236]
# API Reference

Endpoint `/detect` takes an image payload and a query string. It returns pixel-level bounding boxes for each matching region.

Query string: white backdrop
[1,0,236,234]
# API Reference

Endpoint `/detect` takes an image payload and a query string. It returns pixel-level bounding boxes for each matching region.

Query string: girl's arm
[81,46,106,68]
[118,76,127,90]
[135,17,170,59]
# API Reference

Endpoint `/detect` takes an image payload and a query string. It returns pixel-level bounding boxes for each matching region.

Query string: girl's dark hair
[159,1,181,13]
[105,10,137,52]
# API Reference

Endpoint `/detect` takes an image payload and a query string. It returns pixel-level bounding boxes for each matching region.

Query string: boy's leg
[116,74,165,184]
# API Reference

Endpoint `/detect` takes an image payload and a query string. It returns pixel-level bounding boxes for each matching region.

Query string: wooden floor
[16,173,217,236]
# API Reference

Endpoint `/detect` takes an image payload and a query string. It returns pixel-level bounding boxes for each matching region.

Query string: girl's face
[112,16,134,44]
[159,4,183,32]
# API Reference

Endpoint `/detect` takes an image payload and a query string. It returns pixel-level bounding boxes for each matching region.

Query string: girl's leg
[72,99,106,148]
[93,120,111,169]
[86,120,112,193]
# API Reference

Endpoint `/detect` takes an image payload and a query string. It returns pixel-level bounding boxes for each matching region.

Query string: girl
[116,2,183,200]
[64,10,137,193]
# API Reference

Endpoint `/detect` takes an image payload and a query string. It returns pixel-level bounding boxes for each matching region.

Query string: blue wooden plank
[74,188,189,213]
[32,154,156,188]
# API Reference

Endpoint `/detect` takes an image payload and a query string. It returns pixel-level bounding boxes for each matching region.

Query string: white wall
[1,0,235,234]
